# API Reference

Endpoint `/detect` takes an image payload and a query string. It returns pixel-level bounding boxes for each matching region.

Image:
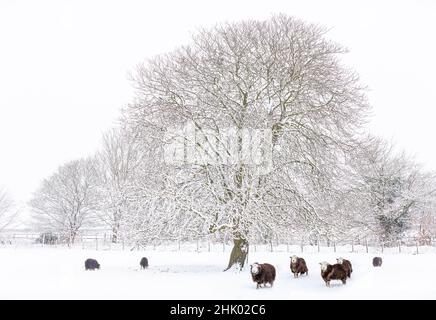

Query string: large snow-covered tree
[124,14,371,270]
[29,158,99,244]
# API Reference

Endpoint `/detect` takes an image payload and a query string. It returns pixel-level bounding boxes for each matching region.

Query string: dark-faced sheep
[373,257,382,267]
[250,262,276,289]
[336,257,353,278]
[85,258,100,271]
[140,257,149,269]
[319,262,347,287]
[290,255,308,278]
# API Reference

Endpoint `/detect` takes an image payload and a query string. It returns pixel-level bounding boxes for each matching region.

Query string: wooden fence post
[334,242,336,253]
[365,238,368,253]
[351,239,354,253]
[398,241,401,253]
[416,240,419,254]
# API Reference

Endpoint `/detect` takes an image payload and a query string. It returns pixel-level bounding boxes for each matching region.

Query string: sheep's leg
[256,283,260,289]
[342,279,347,285]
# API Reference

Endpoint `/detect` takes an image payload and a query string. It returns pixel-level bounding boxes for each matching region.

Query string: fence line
[1,232,436,254]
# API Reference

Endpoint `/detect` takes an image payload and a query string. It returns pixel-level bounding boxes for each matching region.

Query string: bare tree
[0,188,18,231]
[94,126,143,243]
[29,158,99,244]
[124,14,370,270]
[348,137,436,244]
[414,202,436,245]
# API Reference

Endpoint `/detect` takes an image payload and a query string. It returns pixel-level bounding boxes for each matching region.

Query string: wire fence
[1,231,436,255]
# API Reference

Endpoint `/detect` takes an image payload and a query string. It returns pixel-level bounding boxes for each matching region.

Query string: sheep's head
[251,263,261,275]
[319,262,330,272]
[336,257,344,264]
[290,255,298,264]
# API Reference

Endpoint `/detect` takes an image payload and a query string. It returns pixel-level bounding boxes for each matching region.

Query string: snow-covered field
[1,245,435,299]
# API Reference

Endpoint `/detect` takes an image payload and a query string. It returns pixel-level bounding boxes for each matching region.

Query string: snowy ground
[1,244,435,299]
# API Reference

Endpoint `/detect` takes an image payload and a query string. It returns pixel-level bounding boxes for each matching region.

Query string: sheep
[290,255,308,278]
[336,257,353,278]
[373,257,382,267]
[250,262,276,289]
[319,262,347,287]
[85,258,100,271]
[140,257,149,269]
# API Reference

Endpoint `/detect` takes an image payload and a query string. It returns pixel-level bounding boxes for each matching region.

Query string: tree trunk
[224,238,249,271]
[112,225,119,243]
[223,130,249,272]
[112,210,121,243]
[68,231,76,247]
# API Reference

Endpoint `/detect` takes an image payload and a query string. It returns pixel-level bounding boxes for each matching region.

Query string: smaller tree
[0,188,18,231]
[351,138,435,244]
[93,127,142,243]
[29,158,99,244]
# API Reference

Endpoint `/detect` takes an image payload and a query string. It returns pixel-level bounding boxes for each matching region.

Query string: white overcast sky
[1,0,436,224]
